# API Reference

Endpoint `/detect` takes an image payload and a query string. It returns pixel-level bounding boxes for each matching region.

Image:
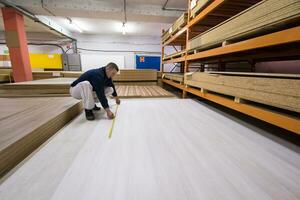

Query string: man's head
[105,62,119,78]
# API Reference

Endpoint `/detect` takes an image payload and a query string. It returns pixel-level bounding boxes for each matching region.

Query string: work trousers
[70,81,113,110]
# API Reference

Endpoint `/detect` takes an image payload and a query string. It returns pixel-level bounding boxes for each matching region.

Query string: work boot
[93,104,101,111]
[85,109,95,120]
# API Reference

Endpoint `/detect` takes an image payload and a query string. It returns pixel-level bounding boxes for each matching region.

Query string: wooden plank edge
[0,102,83,178]
[187,26,300,61]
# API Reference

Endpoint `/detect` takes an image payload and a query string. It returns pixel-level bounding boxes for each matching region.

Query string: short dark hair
[106,62,119,72]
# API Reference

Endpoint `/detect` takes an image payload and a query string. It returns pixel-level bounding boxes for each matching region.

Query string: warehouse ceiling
[0,10,70,43]
[0,0,187,37]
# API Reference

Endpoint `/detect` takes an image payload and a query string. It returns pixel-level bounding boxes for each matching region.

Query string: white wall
[0,34,165,70]
[0,32,184,71]
[80,54,125,71]
[76,34,162,69]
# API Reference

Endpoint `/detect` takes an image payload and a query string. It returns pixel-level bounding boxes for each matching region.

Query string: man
[70,62,121,120]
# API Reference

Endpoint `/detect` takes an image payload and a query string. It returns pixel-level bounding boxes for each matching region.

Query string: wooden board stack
[0,78,75,97]
[163,73,184,83]
[161,29,171,43]
[161,12,188,43]
[0,97,82,178]
[157,71,162,79]
[190,0,212,18]
[32,71,63,80]
[113,69,157,82]
[185,72,300,113]
[115,85,174,98]
[172,12,188,34]
[163,50,186,60]
[188,0,300,51]
[32,71,83,80]
[0,68,13,83]
[0,77,171,98]
[61,71,83,78]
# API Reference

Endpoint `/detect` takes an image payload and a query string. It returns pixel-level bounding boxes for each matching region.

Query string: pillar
[2,7,32,82]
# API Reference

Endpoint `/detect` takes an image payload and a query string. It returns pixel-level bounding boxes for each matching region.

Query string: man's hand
[115,97,121,105]
[105,109,115,119]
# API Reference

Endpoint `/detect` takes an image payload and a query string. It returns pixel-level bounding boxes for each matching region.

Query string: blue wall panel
[136,55,160,71]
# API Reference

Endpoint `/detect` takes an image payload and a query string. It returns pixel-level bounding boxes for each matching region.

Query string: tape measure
[108,104,119,139]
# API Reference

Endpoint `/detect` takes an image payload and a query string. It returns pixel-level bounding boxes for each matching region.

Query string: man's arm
[92,79,115,119]
[111,84,117,97]
[111,81,120,105]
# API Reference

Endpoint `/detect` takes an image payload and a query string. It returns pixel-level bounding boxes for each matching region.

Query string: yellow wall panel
[29,54,63,69]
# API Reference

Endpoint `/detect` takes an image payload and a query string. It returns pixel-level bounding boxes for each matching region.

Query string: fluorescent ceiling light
[122,22,126,35]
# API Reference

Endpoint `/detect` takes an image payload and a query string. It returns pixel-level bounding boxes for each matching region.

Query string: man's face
[106,68,118,78]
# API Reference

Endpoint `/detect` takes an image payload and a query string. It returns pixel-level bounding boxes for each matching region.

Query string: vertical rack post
[182,0,192,98]
[185,0,191,73]
[161,29,165,73]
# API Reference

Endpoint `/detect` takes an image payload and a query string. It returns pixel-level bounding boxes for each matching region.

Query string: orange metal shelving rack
[161,0,300,135]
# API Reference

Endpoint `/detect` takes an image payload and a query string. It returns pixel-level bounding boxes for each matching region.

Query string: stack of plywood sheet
[0,68,13,83]
[113,69,157,82]
[61,71,83,78]
[32,71,83,80]
[32,71,63,80]
[0,97,82,178]
[161,12,188,43]
[172,12,188,34]
[161,29,171,43]
[163,50,186,60]
[188,0,300,51]
[0,78,75,97]
[185,72,300,113]
[163,73,184,83]
[157,71,162,79]
[115,85,174,98]
[190,0,212,18]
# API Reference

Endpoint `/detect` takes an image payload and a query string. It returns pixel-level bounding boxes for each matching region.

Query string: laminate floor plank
[0,99,299,200]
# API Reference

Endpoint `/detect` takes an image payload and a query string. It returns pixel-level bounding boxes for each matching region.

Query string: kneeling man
[70,62,120,120]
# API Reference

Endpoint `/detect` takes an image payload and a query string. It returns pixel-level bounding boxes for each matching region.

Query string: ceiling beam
[10,0,183,20]
[0,0,76,40]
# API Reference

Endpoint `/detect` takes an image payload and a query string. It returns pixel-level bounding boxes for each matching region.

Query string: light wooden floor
[0,99,299,200]
[115,85,174,98]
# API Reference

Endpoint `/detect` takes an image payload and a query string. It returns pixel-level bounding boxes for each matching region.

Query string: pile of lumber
[161,29,171,43]
[163,50,186,60]
[61,71,83,78]
[0,97,82,178]
[161,12,188,43]
[113,69,157,82]
[190,0,212,18]
[0,78,75,97]
[32,71,83,80]
[188,0,300,51]
[185,72,300,113]
[157,71,162,79]
[172,12,188,34]
[163,73,184,83]
[115,85,174,98]
[32,71,63,80]
[0,68,13,83]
